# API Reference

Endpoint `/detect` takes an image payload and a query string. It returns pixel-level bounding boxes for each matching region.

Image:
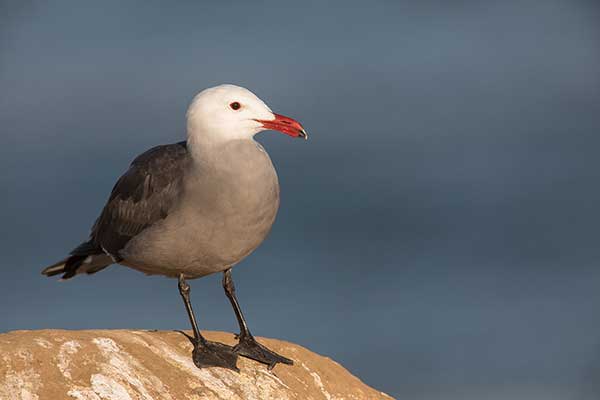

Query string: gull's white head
[186,84,307,143]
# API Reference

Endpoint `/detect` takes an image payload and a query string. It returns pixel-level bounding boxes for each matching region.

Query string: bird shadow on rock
[174,330,240,372]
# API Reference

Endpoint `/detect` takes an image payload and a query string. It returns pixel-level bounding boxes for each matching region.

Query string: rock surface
[0,330,392,400]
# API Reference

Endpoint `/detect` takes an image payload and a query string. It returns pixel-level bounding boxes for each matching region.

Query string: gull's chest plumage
[121,140,280,278]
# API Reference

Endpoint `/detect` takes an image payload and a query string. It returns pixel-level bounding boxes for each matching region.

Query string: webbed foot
[192,339,239,372]
[234,334,293,370]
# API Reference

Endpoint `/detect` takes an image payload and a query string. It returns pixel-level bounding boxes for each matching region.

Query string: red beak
[256,113,308,140]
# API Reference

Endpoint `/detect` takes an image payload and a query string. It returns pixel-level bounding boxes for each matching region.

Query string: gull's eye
[229,102,241,111]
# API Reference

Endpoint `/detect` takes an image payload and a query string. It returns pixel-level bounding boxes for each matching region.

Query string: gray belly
[120,140,280,279]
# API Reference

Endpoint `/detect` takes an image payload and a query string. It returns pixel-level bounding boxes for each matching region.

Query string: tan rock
[0,330,393,400]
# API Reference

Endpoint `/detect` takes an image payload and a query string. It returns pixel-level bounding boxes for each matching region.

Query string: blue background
[2,1,600,398]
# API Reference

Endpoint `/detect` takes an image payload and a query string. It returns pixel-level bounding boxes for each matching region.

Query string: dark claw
[192,339,240,372]
[234,335,293,369]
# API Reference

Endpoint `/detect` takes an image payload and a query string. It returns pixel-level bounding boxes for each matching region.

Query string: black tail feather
[42,240,111,280]
[41,258,70,277]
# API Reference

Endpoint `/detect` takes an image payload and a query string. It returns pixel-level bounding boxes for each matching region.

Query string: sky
[1,1,600,398]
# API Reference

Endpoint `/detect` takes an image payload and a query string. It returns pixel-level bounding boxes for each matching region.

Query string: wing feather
[90,141,190,258]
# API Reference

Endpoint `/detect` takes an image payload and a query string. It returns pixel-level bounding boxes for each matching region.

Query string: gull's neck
[186,125,255,163]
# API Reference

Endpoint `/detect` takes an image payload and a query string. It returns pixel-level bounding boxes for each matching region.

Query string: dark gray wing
[91,141,190,258]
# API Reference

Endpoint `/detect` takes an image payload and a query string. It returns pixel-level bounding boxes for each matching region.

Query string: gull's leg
[178,274,238,371]
[222,268,293,369]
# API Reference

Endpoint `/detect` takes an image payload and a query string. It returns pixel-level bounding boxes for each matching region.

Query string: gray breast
[120,139,280,278]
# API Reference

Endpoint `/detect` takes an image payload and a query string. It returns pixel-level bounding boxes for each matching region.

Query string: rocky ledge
[0,329,392,400]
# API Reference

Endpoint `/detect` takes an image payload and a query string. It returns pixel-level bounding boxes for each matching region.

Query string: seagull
[42,84,308,370]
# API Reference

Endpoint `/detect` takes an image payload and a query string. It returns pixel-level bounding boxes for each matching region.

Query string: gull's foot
[192,340,239,372]
[234,334,293,370]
